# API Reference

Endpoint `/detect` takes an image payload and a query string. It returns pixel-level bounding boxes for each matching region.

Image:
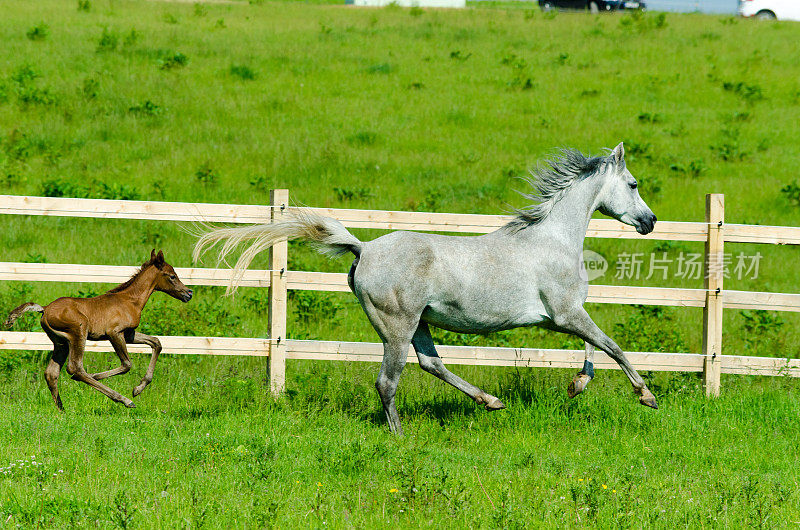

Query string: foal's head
[149,250,193,302]
[596,142,657,235]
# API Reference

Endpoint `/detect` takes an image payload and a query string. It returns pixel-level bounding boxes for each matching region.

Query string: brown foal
[4,250,192,410]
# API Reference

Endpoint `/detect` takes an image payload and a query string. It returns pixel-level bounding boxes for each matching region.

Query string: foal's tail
[192,209,362,294]
[4,302,44,328]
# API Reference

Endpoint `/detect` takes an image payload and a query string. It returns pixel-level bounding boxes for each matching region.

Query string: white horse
[194,143,658,435]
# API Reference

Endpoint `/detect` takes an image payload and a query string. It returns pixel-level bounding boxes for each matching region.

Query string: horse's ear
[155,250,165,268]
[612,142,625,165]
[150,249,156,261]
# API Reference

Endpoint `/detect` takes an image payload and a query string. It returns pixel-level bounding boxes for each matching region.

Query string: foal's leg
[555,308,657,409]
[41,322,69,411]
[567,343,595,399]
[130,331,162,397]
[66,333,136,408]
[44,342,68,411]
[90,332,132,381]
[412,322,505,411]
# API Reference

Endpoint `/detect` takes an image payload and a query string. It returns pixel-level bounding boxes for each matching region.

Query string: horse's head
[150,250,193,302]
[596,142,657,235]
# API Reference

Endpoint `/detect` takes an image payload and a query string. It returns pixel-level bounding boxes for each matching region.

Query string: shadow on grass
[398,395,484,426]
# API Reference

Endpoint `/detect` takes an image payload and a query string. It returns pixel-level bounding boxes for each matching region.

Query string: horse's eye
[629,182,638,190]
[170,275,177,280]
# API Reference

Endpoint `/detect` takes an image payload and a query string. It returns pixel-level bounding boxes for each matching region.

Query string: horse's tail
[4,302,44,328]
[193,209,362,294]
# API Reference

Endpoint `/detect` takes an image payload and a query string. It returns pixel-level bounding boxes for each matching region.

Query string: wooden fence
[1,192,799,397]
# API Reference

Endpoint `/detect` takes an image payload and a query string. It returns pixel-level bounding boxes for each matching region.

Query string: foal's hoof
[638,388,658,410]
[567,374,592,399]
[132,385,144,398]
[122,399,136,409]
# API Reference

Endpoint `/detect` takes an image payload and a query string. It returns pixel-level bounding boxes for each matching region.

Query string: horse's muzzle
[182,289,193,302]
[636,213,657,235]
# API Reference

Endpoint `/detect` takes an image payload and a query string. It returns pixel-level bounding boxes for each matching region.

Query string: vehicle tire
[755,10,776,19]
[588,1,599,13]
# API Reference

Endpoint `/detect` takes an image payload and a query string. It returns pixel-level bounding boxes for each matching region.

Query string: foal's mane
[107,256,157,293]
[503,148,606,232]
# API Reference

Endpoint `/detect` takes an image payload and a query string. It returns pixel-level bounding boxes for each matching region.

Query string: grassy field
[1,0,800,526]
[3,358,800,527]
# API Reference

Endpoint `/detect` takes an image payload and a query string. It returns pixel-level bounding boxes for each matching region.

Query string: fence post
[268,189,289,396]
[702,194,724,397]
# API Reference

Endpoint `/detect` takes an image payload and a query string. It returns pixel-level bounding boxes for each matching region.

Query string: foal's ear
[154,250,165,268]
[150,249,156,261]
[612,142,625,165]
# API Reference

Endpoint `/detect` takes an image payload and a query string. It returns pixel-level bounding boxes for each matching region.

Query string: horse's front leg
[554,308,658,409]
[90,332,132,381]
[567,342,595,399]
[129,331,162,397]
[67,331,136,408]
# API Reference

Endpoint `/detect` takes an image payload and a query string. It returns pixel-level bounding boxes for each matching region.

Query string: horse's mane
[107,256,157,293]
[503,148,607,232]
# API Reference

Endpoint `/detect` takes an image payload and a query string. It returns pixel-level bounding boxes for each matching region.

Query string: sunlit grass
[0,355,799,526]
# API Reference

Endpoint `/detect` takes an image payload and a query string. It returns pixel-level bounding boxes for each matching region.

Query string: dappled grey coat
[194,142,658,435]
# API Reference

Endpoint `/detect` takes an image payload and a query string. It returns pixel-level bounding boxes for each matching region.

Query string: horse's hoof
[484,396,506,411]
[567,373,592,398]
[132,386,143,398]
[638,388,658,410]
[123,400,136,408]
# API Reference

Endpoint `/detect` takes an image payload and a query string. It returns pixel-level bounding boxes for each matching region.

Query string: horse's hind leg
[376,339,411,436]
[357,296,416,435]
[42,321,69,411]
[567,343,595,399]
[129,331,162,397]
[44,342,68,411]
[412,322,505,411]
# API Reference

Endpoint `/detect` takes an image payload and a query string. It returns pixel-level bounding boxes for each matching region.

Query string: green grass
[1,0,800,526]
[3,355,800,527]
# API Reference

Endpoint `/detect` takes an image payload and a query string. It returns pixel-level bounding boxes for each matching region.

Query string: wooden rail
[1,333,798,377]
[3,263,799,312]
[3,194,792,243]
[1,192,799,396]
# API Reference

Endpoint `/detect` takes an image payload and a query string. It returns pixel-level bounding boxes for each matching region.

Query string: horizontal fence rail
[4,194,800,244]
[1,334,798,378]
[2,262,799,312]
[724,223,800,245]
[0,195,272,224]
[0,194,771,242]
[0,332,270,357]
[1,192,799,399]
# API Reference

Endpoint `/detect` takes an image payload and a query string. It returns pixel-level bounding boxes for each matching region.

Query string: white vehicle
[738,0,800,20]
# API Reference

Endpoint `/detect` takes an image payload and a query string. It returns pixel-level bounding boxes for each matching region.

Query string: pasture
[1,0,800,526]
